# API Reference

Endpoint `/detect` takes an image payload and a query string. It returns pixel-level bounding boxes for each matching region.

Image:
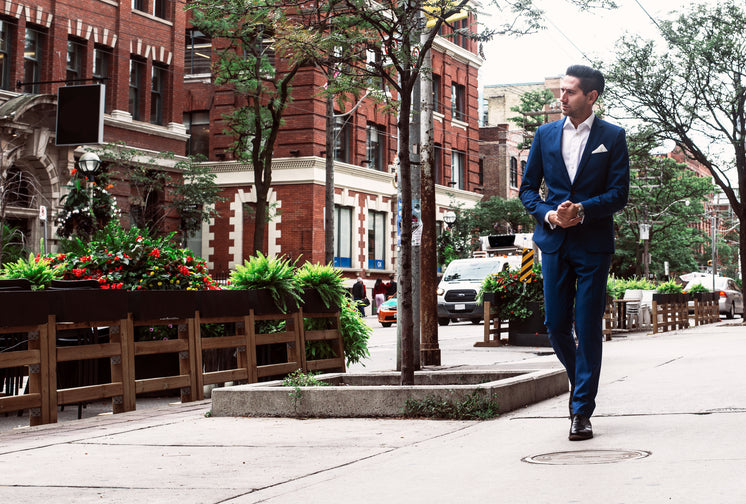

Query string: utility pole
[324,94,335,265]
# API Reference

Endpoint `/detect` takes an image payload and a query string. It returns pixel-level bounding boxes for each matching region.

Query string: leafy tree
[91,143,222,244]
[611,130,714,279]
[508,88,556,149]
[188,0,324,255]
[604,0,746,284]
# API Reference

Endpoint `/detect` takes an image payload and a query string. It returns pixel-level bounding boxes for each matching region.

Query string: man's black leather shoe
[569,414,593,441]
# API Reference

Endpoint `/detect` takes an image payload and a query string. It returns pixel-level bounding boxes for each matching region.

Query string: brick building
[184,14,485,281]
[0,1,484,286]
[0,0,188,253]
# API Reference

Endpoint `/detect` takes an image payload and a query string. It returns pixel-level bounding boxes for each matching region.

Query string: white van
[436,255,523,325]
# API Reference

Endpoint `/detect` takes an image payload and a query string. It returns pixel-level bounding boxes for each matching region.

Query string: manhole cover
[523,449,651,465]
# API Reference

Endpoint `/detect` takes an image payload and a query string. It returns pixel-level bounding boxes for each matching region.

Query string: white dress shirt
[562,113,595,183]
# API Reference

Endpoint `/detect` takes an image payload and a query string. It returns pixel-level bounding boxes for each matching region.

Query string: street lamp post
[77,152,101,213]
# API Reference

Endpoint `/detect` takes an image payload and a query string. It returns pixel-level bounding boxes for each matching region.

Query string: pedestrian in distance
[351,277,367,317]
[373,278,387,314]
[386,273,397,298]
[519,65,630,441]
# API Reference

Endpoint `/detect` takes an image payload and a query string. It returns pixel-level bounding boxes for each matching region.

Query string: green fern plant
[0,253,64,290]
[656,280,684,294]
[229,252,302,312]
[295,262,346,310]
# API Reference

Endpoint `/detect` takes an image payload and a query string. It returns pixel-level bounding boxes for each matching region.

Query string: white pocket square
[591,144,608,154]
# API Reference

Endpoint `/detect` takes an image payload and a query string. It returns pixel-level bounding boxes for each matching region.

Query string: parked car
[683,275,744,319]
[436,255,523,325]
[377,296,397,327]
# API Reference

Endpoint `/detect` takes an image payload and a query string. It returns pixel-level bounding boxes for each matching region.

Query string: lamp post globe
[78,152,101,176]
[443,210,457,226]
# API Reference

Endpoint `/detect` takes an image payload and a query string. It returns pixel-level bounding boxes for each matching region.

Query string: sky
[478,0,712,87]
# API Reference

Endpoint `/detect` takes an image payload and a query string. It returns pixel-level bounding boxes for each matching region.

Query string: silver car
[684,276,744,319]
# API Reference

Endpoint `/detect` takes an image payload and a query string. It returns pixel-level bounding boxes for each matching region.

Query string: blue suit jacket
[519,116,630,254]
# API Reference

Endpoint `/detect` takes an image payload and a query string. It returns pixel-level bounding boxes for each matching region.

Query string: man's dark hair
[565,65,605,97]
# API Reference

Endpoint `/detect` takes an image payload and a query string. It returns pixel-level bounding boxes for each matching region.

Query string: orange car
[377,297,397,327]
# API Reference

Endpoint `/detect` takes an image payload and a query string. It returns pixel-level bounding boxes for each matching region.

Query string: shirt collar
[563,113,595,132]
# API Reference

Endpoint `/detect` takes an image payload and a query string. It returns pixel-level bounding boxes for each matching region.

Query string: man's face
[559,76,597,122]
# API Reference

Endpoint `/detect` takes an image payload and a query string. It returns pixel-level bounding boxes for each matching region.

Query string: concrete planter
[211,368,567,418]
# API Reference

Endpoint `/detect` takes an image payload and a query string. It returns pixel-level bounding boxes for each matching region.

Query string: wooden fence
[0,288,344,427]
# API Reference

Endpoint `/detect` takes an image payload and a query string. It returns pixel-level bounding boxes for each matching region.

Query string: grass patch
[402,390,500,420]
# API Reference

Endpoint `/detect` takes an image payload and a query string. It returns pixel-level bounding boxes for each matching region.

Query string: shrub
[478,266,543,320]
[49,222,218,290]
[0,253,64,289]
[229,252,301,312]
[685,283,709,294]
[295,262,346,310]
[656,280,684,294]
[402,390,500,420]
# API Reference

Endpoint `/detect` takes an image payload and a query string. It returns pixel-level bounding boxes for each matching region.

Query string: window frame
[66,37,86,84]
[150,63,165,125]
[129,57,145,121]
[0,19,14,91]
[368,210,386,270]
[366,122,385,171]
[333,115,352,164]
[185,29,212,75]
[451,149,465,190]
[334,205,353,268]
[451,82,465,122]
[23,27,44,94]
[510,157,518,188]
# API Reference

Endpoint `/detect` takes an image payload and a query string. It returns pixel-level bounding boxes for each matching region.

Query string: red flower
[72,268,86,278]
[149,248,161,258]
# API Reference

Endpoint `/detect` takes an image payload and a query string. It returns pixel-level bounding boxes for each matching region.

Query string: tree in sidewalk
[603,0,746,284]
[611,130,714,279]
[188,0,326,256]
[508,88,557,150]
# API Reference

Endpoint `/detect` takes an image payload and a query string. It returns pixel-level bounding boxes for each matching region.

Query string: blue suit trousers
[542,245,611,418]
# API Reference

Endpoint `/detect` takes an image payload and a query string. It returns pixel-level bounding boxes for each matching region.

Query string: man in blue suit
[519,65,629,440]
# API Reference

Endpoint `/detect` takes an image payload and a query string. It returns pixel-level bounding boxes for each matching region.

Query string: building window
[334,206,353,268]
[132,0,144,11]
[333,115,352,163]
[185,29,211,75]
[151,64,165,125]
[153,0,168,19]
[66,38,85,83]
[93,45,113,113]
[452,18,469,49]
[368,211,386,270]
[366,123,385,171]
[451,150,465,189]
[184,111,210,157]
[434,143,442,184]
[451,82,465,121]
[129,58,145,121]
[0,20,14,91]
[23,27,43,94]
[510,157,518,188]
[433,74,441,113]
[521,160,527,178]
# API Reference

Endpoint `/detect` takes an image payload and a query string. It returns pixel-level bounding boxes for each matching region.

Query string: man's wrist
[576,203,585,219]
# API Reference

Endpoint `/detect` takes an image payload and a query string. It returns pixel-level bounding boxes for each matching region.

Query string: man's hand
[549,201,582,228]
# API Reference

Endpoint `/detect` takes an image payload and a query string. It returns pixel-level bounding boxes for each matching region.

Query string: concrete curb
[211,368,568,417]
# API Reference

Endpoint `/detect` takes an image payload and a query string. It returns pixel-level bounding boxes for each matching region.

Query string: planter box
[52,289,129,323]
[652,292,689,304]
[300,288,340,314]
[0,291,50,327]
[249,288,299,316]
[508,301,550,347]
[197,290,252,318]
[128,290,198,321]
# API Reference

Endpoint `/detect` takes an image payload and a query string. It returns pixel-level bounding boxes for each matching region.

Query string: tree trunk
[398,74,414,386]
[325,95,335,265]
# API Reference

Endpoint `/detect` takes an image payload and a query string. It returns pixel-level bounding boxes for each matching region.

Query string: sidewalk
[1,321,745,503]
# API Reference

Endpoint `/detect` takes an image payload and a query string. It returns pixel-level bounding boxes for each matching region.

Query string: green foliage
[92,143,223,241]
[508,88,556,149]
[478,267,543,321]
[0,253,63,290]
[656,280,684,294]
[606,276,656,299]
[55,161,120,241]
[50,222,218,290]
[229,253,302,312]
[605,2,745,284]
[686,283,709,294]
[611,130,714,278]
[338,296,372,366]
[281,369,329,412]
[402,390,500,420]
[295,262,346,310]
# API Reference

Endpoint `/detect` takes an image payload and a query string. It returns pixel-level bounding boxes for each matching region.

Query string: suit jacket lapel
[550,120,572,185]
[573,118,603,184]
